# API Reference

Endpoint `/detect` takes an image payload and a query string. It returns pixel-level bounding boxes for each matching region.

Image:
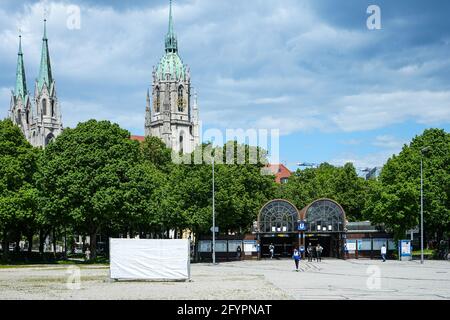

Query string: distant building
[365,167,382,180]
[144,0,200,154]
[9,20,63,148]
[265,164,292,184]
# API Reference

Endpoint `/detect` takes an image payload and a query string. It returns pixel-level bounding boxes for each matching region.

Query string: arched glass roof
[259,200,298,233]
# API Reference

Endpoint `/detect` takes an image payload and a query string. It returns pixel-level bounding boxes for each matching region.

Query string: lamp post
[420,146,430,265]
[212,156,216,265]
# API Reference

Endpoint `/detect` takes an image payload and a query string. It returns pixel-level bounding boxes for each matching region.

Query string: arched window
[177,86,184,112]
[51,101,55,117]
[155,87,161,113]
[16,109,22,124]
[259,200,298,233]
[26,110,29,124]
[179,134,184,154]
[42,99,47,116]
[45,133,55,146]
[304,199,345,232]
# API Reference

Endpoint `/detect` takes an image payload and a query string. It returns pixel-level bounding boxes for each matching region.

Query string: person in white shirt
[381,244,387,262]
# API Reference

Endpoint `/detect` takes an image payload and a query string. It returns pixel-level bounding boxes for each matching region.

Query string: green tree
[0,119,38,261]
[37,120,141,259]
[363,128,450,240]
[281,162,367,220]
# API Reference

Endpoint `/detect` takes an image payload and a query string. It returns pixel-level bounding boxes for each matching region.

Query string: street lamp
[212,156,216,265]
[420,146,430,265]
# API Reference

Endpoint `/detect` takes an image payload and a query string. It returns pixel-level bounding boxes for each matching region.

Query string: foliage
[363,129,450,240]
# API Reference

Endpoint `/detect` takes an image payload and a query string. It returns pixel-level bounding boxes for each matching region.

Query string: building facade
[144,0,200,154]
[9,20,63,148]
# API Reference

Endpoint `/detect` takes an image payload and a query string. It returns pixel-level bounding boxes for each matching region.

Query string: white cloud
[331,91,450,132]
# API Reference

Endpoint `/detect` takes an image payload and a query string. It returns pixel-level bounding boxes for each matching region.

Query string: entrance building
[257,198,347,258]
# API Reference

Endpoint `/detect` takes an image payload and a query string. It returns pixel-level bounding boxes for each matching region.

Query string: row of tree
[0,117,448,261]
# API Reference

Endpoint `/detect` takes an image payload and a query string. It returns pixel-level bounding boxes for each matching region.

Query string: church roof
[156,0,186,81]
[14,35,28,103]
[37,19,53,92]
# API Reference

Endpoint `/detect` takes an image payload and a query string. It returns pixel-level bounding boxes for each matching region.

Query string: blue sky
[1,0,449,171]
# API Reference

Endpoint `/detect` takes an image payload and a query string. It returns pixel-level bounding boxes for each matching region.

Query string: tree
[0,119,38,261]
[281,162,367,220]
[363,128,450,240]
[37,120,141,259]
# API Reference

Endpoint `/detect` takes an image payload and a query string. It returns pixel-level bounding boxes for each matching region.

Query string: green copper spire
[15,35,27,102]
[165,0,178,53]
[37,19,53,92]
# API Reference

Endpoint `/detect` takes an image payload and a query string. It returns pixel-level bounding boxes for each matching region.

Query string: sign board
[346,242,356,251]
[399,240,412,261]
[243,240,257,255]
[110,239,190,281]
[297,220,307,231]
[210,227,219,233]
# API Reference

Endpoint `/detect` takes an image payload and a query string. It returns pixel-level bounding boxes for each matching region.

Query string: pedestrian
[381,244,387,262]
[236,245,242,260]
[292,248,301,271]
[85,246,91,261]
[316,244,323,262]
[269,243,275,259]
[307,243,313,262]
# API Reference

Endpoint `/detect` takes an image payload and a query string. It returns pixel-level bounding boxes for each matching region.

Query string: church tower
[9,20,63,148]
[145,0,200,154]
[31,19,63,147]
[9,34,33,141]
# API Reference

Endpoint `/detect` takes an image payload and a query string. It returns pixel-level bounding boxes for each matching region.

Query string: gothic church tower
[9,20,63,148]
[145,0,200,154]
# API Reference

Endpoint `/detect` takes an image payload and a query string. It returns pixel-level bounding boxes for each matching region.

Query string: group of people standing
[306,243,324,262]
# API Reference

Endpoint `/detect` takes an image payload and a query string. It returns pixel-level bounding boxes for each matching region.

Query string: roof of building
[156,0,186,81]
[37,19,53,92]
[15,35,27,102]
[265,164,292,183]
[130,135,145,142]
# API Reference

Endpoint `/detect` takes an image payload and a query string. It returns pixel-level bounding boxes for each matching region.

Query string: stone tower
[145,0,200,154]
[9,20,63,148]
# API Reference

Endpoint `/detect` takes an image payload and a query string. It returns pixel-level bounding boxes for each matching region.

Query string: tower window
[42,99,47,116]
[179,134,184,154]
[155,88,161,113]
[177,86,184,112]
[51,101,55,117]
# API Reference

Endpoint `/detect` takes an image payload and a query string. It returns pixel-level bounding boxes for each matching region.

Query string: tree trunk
[27,232,33,255]
[89,230,97,260]
[1,229,8,262]
[52,228,57,256]
[39,229,45,255]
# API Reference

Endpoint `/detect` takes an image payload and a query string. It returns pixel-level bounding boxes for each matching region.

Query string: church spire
[15,34,27,102]
[165,0,178,53]
[37,19,53,92]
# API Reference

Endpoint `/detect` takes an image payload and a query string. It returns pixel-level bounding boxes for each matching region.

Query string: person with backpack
[292,248,301,271]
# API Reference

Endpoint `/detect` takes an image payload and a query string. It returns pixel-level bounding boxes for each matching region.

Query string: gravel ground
[0,259,449,300]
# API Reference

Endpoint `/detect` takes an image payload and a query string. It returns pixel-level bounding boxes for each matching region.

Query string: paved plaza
[0,259,449,300]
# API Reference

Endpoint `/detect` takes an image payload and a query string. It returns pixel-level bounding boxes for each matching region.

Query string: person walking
[236,245,242,260]
[316,244,323,262]
[292,248,301,271]
[307,243,313,262]
[269,243,275,259]
[381,244,387,262]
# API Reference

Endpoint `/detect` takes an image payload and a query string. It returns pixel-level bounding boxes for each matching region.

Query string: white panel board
[110,239,190,281]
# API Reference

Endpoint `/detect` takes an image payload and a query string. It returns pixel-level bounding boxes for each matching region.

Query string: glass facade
[259,200,298,233]
[305,199,345,232]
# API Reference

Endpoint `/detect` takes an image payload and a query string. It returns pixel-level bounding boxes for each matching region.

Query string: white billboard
[110,239,190,281]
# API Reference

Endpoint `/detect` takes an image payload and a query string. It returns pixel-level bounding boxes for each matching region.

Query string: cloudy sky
[1,0,449,170]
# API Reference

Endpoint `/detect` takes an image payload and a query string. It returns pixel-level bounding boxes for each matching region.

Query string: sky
[1,0,449,171]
